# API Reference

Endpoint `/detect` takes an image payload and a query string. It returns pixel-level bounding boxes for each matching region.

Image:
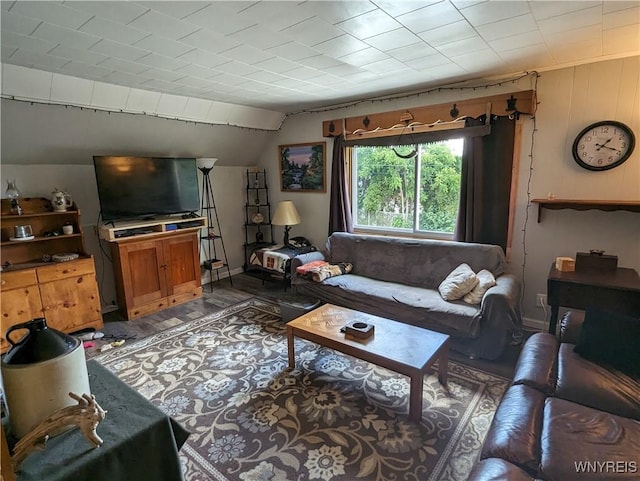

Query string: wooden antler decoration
[11,392,107,470]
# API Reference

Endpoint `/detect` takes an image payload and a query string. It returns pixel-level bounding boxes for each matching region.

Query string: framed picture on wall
[278,141,326,192]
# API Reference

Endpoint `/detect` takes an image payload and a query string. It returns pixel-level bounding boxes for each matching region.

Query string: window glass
[352,139,463,236]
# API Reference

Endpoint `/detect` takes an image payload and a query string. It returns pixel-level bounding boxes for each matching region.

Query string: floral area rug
[94,298,509,481]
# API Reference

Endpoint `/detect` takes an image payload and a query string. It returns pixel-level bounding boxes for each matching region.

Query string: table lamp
[272,200,301,247]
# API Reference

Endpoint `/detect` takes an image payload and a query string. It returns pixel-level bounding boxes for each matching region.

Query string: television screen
[93,156,200,221]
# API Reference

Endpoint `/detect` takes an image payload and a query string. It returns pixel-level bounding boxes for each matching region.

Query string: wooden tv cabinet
[101,216,206,321]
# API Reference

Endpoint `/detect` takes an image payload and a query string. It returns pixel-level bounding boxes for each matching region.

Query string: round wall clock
[572,120,635,171]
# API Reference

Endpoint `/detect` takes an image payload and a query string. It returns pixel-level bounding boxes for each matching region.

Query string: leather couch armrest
[559,310,585,344]
[512,333,558,394]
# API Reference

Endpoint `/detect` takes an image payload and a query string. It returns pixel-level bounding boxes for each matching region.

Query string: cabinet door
[39,273,102,333]
[1,270,43,352]
[117,239,167,308]
[162,233,201,295]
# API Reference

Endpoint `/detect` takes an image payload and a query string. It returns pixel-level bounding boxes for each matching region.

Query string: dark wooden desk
[546,263,640,334]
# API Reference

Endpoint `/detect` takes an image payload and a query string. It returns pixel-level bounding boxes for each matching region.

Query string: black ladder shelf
[243,169,274,270]
[199,166,232,288]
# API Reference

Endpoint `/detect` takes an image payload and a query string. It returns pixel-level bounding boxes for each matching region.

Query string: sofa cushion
[556,343,640,420]
[438,263,478,300]
[574,309,640,376]
[463,269,497,304]
[481,384,545,475]
[467,458,539,481]
[512,333,558,395]
[540,397,640,480]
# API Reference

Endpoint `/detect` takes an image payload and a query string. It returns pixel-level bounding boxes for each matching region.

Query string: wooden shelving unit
[531,199,640,222]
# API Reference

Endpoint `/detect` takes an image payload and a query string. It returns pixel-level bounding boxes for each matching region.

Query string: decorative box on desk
[575,251,618,271]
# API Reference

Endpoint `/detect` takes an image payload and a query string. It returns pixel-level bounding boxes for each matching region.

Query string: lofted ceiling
[1,1,639,115]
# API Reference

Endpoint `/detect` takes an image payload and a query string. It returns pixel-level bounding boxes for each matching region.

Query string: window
[351,139,463,237]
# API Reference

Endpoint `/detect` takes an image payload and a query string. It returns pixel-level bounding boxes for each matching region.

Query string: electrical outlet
[536,294,547,308]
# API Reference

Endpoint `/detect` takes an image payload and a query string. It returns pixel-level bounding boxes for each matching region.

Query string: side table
[9,360,189,481]
[546,263,640,334]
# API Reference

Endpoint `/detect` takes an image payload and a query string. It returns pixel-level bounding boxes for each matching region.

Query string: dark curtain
[455,115,516,250]
[328,135,353,235]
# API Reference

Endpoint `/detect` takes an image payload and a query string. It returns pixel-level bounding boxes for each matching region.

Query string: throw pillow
[574,309,640,376]
[308,262,353,282]
[463,269,497,305]
[438,263,479,301]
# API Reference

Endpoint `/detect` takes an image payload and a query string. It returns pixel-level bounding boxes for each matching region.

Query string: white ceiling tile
[182,3,257,36]
[132,34,192,58]
[80,17,149,45]
[386,43,437,62]
[551,37,602,64]
[538,6,602,35]
[178,76,213,89]
[90,81,131,110]
[489,31,546,53]
[176,49,230,68]
[50,73,94,105]
[208,72,246,87]
[436,36,489,57]
[32,22,101,50]
[460,1,531,27]
[337,9,401,40]
[604,24,640,55]
[323,63,367,77]
[497,44,554,69]
[180,28,242,54]
[136,52,189,71]
[266,41,320,61]
[2,64,53,100]
[89,39,149,62]
[451,49,504,72]
[8,49,69,70]
[296,55,344,70]
[244,70,287,83]
[418,19,477,46]
[99,57,150,75]
[141,67,187,82]
[298,1,376,24]
[282,17,344,47]
[1,31,57,55]
[173,64,215,80]
[283,66,324,81]
[339,47,389,66]
[227,25,291,50]
[313,34,369,58]
[252,57,300,74]
[142,78,182,92]
[125,87,161,113]
[365,28,423,51]
[397,2,464,33]
[404,52,455,70]
[545,24,602,46]
[219,44,275,64]
[306,74,344,86]
[102,71,151,87]
[217,60,260,77]
[603,1,640,14]
[0,11,42,35]
[418,62,466,78]
[375,1,442,17]
[476,14,538,42]
[141,1,209,19]
[128,10,200,40]
[49,45,110,65]
[10,1,92,29]
[604,5,640,30]
[237,2,315,31]
[157,94,187,118]
[67,1,150,25]
[529,1,600,21]
[360,57,409,73]
[2,45,19,60]
[271,77,311,89]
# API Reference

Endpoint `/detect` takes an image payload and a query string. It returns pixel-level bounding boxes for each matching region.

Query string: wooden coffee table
[286,303,449,422]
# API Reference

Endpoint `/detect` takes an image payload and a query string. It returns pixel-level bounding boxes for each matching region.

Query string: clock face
[572,121,635,171]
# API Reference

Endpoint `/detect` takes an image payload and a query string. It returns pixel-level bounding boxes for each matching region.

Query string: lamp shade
[272,201,301,226]
[197,158,218,169]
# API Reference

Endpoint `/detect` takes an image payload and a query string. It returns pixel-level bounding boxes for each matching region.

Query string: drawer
[0,269,38,291]
[36,257,96,283]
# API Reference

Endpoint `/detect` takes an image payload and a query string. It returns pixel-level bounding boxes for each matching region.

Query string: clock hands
[595,138,619,152]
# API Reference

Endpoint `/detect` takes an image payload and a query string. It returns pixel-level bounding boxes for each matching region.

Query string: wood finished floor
[86,272,526,378]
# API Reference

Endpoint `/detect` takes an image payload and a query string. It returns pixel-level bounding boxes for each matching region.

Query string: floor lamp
[197,158,232,288]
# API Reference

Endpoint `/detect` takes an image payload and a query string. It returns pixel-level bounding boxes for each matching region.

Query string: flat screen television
[93,156,200,221]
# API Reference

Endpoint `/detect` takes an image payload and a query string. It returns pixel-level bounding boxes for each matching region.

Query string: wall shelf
[531,199,640,222]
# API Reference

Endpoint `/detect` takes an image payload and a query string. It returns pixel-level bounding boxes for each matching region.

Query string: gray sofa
[291,232,522,360]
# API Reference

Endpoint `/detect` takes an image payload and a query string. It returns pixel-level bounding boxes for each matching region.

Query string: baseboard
[522,316,547,332]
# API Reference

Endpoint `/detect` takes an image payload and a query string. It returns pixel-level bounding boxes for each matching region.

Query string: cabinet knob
[1,280,5,285]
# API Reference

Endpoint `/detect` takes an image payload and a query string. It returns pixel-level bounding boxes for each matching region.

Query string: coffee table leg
[439,346,448,389]
[287,326,295,369]
[409,373,423,422]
